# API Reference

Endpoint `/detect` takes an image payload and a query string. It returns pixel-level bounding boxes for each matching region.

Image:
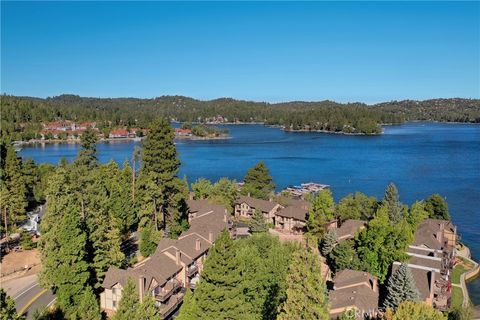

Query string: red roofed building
[109,128,129,138]
[175,128,192,136]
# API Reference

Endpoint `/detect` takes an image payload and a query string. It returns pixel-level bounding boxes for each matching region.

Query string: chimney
[224,213,227,222]
[209,231,213,243]
[429,271,435,303]
[189,192,194,200]
[138,276,145,303]
[196,238,201,251]
[175,248,181,265]
[247,192,250,197]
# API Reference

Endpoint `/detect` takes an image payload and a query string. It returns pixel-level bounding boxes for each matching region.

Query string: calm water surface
[19,122,480,304]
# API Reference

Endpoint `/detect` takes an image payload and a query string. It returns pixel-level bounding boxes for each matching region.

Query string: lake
[19,122,480,304]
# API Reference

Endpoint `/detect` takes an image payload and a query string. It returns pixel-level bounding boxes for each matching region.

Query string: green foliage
[0,288,24,320]
[320,229,338,256]
[69,286,101,320]
[74,127,98,168]
[137,117,188,237]
[392,301,446,320]
[425,194,450,220]
[277,247,329,320]
[209,178,238,212]
[20,230,35,250]
[383,183,404,223]
[135,296,162,320]
[406,201,429,228]
[248,209,268,233]
[111,279,139,320]
[191,178,213,199]
[306,189,335,239]
[384,263,420,310]
[327,240,365,273]
[139,220,160,257]
[241,161,275,200]
[448,304,474,320]
[336,192,377,221]
[355,207,413,282]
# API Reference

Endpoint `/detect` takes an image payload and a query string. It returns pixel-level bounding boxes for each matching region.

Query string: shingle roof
[275,205,308,222]
[336,220,367,240]
[329,285,379,313]
[236,196,279,213]
[333,269,376,290]
[413,219,454,250]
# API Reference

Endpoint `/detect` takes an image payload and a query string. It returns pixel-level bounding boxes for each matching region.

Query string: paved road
[1,275,56,319]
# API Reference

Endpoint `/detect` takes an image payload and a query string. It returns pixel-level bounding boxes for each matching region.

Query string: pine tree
[181,230,247,319]
[176,289,197,320]
[137,117,187,236]
[70,286,102,320]
[306,189,335,239]
[139,220,160,257]
[75,127,99,168]
[0,288,24,320]
[191,178,214,199]
[384,263,420,310]
[135,296,162,320]
[425,194,450,220]
[39,192,90,314]
[383,183,404,223]
[112,278,139,320]
[249,209,268,233]
[241,161,275,200]
[210,177,238,212]
[277,247,329,320]
[321,229,337,256]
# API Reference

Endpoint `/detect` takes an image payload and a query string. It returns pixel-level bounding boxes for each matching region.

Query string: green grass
[452,265,468,284]
[451,286,464,308]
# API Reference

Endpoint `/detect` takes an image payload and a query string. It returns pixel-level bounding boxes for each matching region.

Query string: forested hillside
[1,94,479,140]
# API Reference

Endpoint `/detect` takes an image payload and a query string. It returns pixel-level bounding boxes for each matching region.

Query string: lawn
[451,286,464,308]
[452,265,468,284]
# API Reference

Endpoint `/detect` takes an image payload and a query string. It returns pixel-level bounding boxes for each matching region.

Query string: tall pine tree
[383,183,404,223]
[384,263,420,310]
[112,278,139,320]
[241,161,275,200]
[277,247,329,320]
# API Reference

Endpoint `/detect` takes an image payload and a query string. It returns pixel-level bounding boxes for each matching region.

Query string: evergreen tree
[384,263,420,310]
[191,178,213,199]
[135,296,162,320]
[321,229,337,256]
[406,201,429,228]
[0,288,24,320]
[177,289,197,319]
[248,209,268,233]
[20,230,35,250]
[383,183,404,223]
[241,161,275,200]
[112,279,139,320]
[39,191,90,314]
[70,286,101,320]
[180,230,247,319]
[137,117,188,236]
[425,194,450,220]
[139,220,160,257]
[277,248,329,320]
[392,301,446,320]
[306,189,335,239]
[210,177,238,212]
[75,128,99,168]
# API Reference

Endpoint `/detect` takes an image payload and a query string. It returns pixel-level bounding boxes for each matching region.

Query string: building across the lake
[99,200,231,318]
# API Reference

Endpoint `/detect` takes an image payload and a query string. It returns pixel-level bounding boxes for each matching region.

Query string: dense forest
[2,94,479,140]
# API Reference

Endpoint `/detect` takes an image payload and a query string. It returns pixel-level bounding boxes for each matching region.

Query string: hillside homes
[234,196,282,224]
[100,200,231,318]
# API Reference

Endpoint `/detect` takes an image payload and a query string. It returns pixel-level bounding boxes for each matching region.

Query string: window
[112,288,116,295]
[112,300,117,308]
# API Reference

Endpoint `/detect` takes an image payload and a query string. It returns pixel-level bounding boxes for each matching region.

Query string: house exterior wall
[274,216,305,232]
[100,283,123,312]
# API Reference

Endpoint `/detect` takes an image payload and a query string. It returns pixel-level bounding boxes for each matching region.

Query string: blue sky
[1,1,479,103]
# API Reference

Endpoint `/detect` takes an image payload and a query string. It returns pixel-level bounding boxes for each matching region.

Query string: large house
[335,220,367,242]
[234,196,283,224]
[392,219,458,311]
[329,269,379,319]
[100,200,231,318]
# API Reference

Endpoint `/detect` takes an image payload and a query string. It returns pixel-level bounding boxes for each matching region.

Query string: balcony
[187,264,198,277]
[155,280,182,302]
[189,275,200,289]
[159,289,186,318]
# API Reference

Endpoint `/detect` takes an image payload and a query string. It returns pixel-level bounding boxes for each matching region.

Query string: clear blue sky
[1,1,479,103]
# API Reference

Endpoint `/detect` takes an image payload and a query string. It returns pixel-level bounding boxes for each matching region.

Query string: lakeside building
[234,196,283,224]
[335,220,367,242]
[392,219,458,311]
[99,200,231,318]
[329,269,379,319]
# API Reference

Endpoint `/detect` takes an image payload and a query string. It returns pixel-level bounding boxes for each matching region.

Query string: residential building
[335,220,367,242]
[274,205,308,233]
[329,269,379,319]
[234,196,282,224]
[100,200,231,318]
[20,205,45,235]
[109,128,129,139]
[392,219,458,311]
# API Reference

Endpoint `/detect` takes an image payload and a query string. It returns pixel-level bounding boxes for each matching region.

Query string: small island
[175,123,230,140]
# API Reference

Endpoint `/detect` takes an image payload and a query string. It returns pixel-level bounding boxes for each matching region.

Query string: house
[109,128,129,139]
[274,205,308,233]
[234,196,282,224]
[20,205,45,235]
[391,219,459,311]
[335,220,367,242]
[100,200,231,318]
[42,120,75,131]
[76,122,97,130]
[175,128,192,136]
[329,269,379,319]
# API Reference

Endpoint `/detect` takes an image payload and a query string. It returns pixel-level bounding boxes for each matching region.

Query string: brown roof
[329,285,379,314]
[236,196,279,213]
[275,205,308,222]
[413,219,455,250]
[333,269,377,290]
[102,267,130,288]
[278,196,311,210]
[336,220,367,240]
[392,263,434,301]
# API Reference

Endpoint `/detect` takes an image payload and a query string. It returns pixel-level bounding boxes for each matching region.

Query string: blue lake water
[19,122,480,304]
